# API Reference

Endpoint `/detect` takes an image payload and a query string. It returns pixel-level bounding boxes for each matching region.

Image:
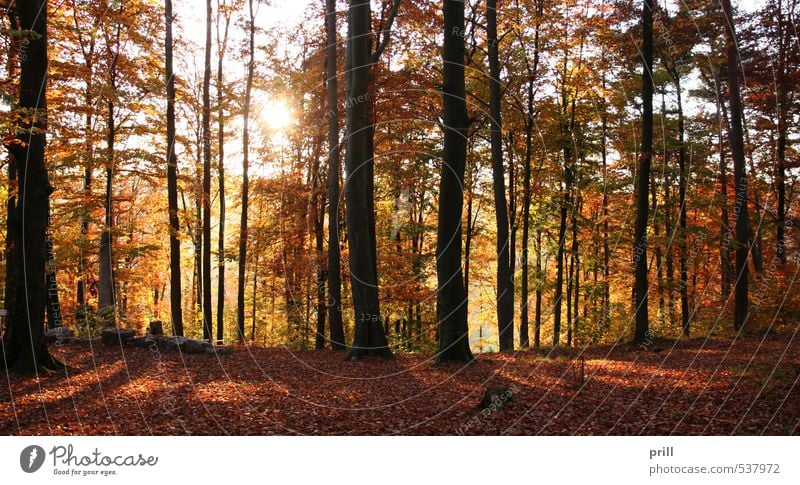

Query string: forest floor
[2,335,799,435]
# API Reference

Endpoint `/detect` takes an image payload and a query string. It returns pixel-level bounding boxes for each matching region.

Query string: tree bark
[436,0,473,363]
[487,0,514,351]
[633,0,653,344]
[3,0,63,371]
[215,0,231,343]
[343,0,393,360]
[721,0,750,331]
[325,0,346,350]
[165,0,184,336]
[98,23,121,324]
[237,0,255,342]
[201,0,213,341]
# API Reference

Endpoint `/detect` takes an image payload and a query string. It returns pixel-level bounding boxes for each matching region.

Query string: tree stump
[149,321,164,336]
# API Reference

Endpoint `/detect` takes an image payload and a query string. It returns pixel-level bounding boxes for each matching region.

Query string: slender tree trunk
[633,0,654,344]
[520,106,533,349]
[718,103,732,299]
[436,0,473,363]
[215,0,231,343]
[601,75,611,333]
[554,199,567,347]
[324,0,345,350]
[721,0,750,331]
[663,153,674,328]
[165,0,184,336]
[487,0,514,351]
[572,194,580,345]
[251,253,258,341]
[3,0,62,371]
[673,75,690,335]
[98,23,120,323]
[519,0,541,351]
[534,228,542,348]
[77,38,94,314]
[200,0,213,341]
[237,0,255,343]
[775,4,789,265]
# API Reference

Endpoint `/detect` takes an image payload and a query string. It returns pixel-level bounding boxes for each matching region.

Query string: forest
[0,0,799,436]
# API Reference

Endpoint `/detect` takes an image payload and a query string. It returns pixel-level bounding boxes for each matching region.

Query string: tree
[237,0,256,342]
[517,0,543,350]
[487,0,514,351]
[216,0,233,343]
[201,0,213,341]
[98,16,123,324]
[343,0,399,360]
[633,0,653,344]
[436,0,473,363]
[2,0,63,371]
[721,0,750,331]
[324,0,345,350]
[165,0,184,336]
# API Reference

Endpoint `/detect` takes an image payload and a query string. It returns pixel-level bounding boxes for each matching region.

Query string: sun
[261,99,293,131]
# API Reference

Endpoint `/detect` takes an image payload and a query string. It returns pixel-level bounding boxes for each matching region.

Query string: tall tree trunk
[673,73,690,335]
[436,0,473,363]
[721,0,750,331]
[165,0,184,336]
[487,0,514,351]
[3,0,62,371]
[601,73,611,333]
[215,0,231,343]
[76,28,94,315]
[325,0,345,350]
[571,194,580,345]
[520,0,542,350]
[633,0,653,344]
[775,3,789,265]
[663,151,674,328]
[554,198,567,347]
[251,253,258,340]
[343,0,394,360]
[520,90,533,349]
[718,102,732,299]
[201,0,213,341]
[98,23,121,324]
[237,0,255,343]
[534,228,542,348]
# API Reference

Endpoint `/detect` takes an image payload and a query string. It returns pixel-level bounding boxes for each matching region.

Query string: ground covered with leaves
[2,335,799,435]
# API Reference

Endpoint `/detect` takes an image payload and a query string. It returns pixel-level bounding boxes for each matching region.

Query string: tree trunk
[325,0,346,350]
[674,74,689,336]
[487,0,514,351]
[201,0,213,342]
[534,228,542,348]
[215,0,231,343]
[165,0,184,336]
[775,4,789,265]
[3,0,62,371]
[343,0,392,360]
[721,0,750,331]
[237,0,255,343]
[633,0,653,344]
[436,0,473,363]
